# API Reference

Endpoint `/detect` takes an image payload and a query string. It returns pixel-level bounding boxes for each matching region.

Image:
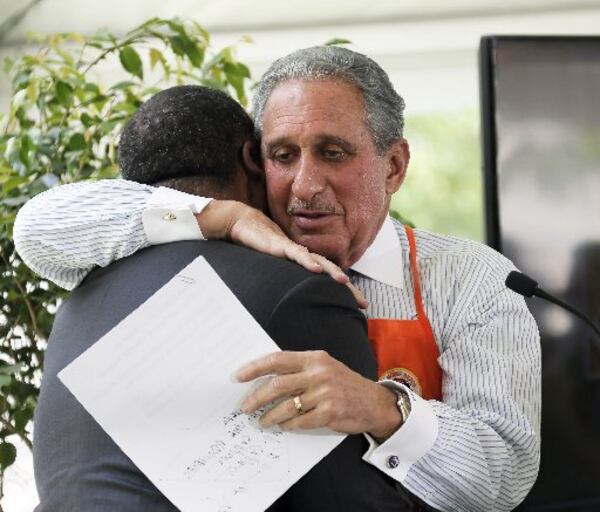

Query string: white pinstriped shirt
[14,179,541,512]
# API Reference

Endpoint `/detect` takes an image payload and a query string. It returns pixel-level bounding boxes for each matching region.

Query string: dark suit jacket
[34,240,402,511]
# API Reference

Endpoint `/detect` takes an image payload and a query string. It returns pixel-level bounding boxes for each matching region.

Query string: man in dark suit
[33,86,403,511]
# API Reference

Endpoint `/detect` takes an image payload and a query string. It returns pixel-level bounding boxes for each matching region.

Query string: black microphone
[506,270,600,340]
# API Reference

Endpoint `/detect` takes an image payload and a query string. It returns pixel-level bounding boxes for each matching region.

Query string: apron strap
[405,226,427,320]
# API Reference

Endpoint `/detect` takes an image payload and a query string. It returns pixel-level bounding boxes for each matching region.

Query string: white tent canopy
[1,0,600,113]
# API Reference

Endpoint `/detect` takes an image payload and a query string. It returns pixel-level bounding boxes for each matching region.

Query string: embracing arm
[14,179,358,300]
[13,179,210,289]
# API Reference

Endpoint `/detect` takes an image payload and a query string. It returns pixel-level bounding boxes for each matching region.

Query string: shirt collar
[349,216,404,289]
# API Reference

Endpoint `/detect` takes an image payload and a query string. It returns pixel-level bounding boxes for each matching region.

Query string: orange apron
[367,226,443,400]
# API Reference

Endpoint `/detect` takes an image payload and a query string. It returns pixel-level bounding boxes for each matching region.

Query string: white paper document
[59,256,345,512]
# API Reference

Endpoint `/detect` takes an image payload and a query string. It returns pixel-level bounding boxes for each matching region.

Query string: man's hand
[196,200,367,308]
[235,351,402,439]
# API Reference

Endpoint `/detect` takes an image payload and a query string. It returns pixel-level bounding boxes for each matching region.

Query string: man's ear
[385,138,410,195]
[241,140,263,178]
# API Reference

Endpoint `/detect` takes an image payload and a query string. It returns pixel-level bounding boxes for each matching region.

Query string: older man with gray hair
[15,46,540,511]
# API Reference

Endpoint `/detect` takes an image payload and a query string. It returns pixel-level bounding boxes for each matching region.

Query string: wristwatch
[380,380,412,426]
[395,388,411,426]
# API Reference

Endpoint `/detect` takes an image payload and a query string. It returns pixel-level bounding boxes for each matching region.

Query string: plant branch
[80,36,144,75]
[0,249,44,341]
[0,417,33,450]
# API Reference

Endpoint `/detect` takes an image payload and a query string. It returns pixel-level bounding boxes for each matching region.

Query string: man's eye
[273,150,293,163]
[323,148,345,160]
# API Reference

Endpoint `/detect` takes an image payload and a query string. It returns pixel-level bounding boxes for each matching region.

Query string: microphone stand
[533,287,600,340]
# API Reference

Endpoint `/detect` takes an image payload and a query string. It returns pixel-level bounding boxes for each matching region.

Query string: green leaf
[19,135,32,166]
[119,46,143,80]
[324,37,352,46]
[12,71,30,91]
[56,47,75,66]
[149,48,162,70]
[0,442,17,470]
[14,408,33,432]
[148,49,170,79]
[1,176,27,194]
[27,82,37,102]
[223,62,250,79]
[68,133,87,151]
[93,164,119,179]
[80,112,94,127]
[192,22,211,44]
[83,82,100,95]
[224,65,247,106]
[55,81,74,107]
[0,374,10,387]
[202,47,232,74]
[112,102,138,115]
[98,120,119,135]
[92,94,109,111]
[200,77,226,91]
[0,363,25,375]
[185,44,204,68]
[230,81,246,106]
[166,19,187,38]
[127,16,162,36]
[168,35,186,57]
[11,89,29,110]
[168,35,204,67]
[92,28,116,43]
[109,81,136,91]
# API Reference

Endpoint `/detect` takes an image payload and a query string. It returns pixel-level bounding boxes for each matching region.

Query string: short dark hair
[118,85,254,185]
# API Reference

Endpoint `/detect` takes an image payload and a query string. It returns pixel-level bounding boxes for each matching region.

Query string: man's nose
[291,156,326,202]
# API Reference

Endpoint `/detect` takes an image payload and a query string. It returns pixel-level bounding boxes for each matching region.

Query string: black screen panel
[480,36,600,511]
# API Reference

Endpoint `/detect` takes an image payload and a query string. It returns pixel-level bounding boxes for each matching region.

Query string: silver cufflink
[162,212,177,221]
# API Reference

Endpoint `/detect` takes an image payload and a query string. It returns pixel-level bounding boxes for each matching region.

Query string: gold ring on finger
[293,395,305,415]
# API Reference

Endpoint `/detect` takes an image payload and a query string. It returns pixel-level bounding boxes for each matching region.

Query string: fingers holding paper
[236,350,402,438]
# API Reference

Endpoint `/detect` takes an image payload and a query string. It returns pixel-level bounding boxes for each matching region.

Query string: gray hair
[252,46,406,154]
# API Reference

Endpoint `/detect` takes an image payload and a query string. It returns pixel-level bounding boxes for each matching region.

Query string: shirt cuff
[362,380,438,482]
[142,187,212,244]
